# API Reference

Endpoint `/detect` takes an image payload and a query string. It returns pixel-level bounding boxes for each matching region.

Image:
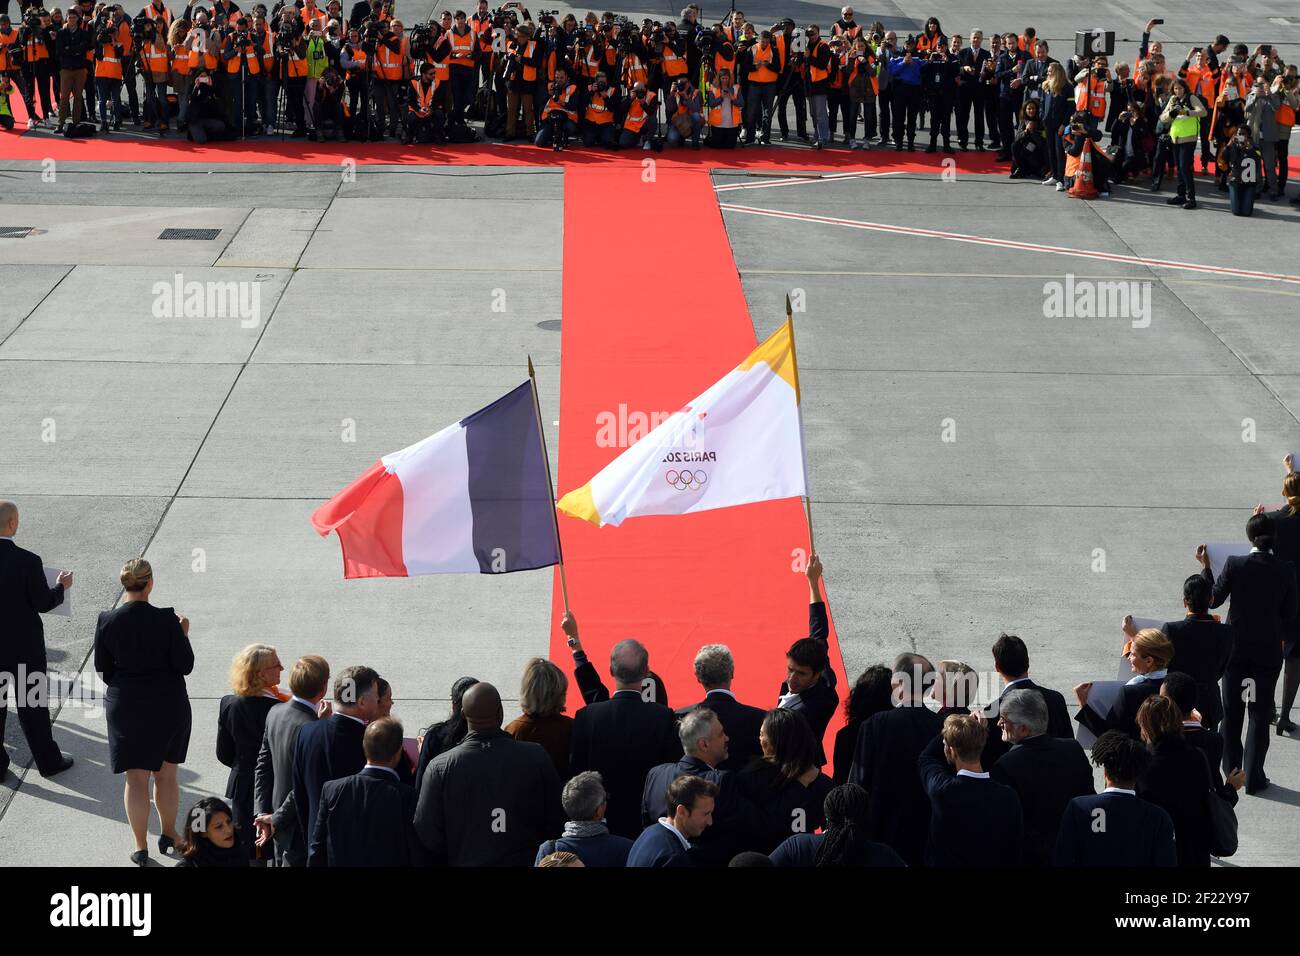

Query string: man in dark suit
[290,664,379,846]
[415,681,564,865]
[1130,574,1234,732]
[1053,731,1177,866]
[983,632,1073,767]
[848,652,944,866]
[955,30,992,148]
[1199,516,1299,793]
[569,628,682,839]
[627,775,717,867]
[0,501,73,779]
[777,554,838,765]
[676,644,766,772]
[309,717,427,866]
[253,655,329,866]
[918,713,1023,866]
[989,688,1094,866]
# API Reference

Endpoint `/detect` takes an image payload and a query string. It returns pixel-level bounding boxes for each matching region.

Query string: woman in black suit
[1262,465,1300,734]
[414,675,478,793]
[832,664,893,785]
[93,558,194,866]
[1075,628,1173,740]
[217,643,284,862]
[1136,695,1214,867]
[737,708,835,854]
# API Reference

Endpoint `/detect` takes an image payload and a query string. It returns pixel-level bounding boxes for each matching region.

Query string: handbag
[1206,787,1238,857]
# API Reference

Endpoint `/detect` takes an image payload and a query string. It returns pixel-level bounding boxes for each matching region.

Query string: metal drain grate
[158,228,222,240]
[0,226,34,239]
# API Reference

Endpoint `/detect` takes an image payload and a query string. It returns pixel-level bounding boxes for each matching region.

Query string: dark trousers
[1173,140,1196,200]
[1221,658,1281,789]
[449,65,475,124]
[0,654,63,776]
[1229,181,1256,216]
[983,86,999,144]
[20,61,54,118]
[956,85,983,145]
[877,84,891,140]
[1276,138,1290,191]
[404,109,445,143]
[775,76,805,137]
[118,57,140,120]
[827,90,851,139]
[996,94,1018,153]
[371,77,399,134]
[925,93,952,145]
[890,83,920,144]
[1046,124,1065,179]
[708,124,739,147]
[744,79,775,141]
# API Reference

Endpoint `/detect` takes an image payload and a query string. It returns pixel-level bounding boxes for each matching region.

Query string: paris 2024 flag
[558,319,808,527]
[312,382,560,578]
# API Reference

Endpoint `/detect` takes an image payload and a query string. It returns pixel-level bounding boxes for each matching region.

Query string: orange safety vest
[1218,74,1249,102]
[517,39,536,82]
[144,2,173,27]
[834,22,862,40]
[748,42,777,82]
[584,89,614,123]
[0,28,17,70]
[1018,35,1037,57]
[623,91,655,131]
[662,39,687,76]
[917,33,942,54]
[1184,65,1215,102]
[116,19,135,55]
[807,38,828,84]
[225,35,262,73]
[544,45,555,81]
[260,31,274,72]
[707,83,740,125]
[285,47,307,77]
[577,43,599,78]
[409,78,434,115]
[1075,75,1105,117]
[347,45,367,73]
[847,52,878,95]
[449,26,474,67]
[542,83,577,120]
[189,37,219,71]
[142,40,170,78]
[299,3,322,25]
[713,46,735,76]
[431,37,449,81]
[24,31,49,62]
[375,38,403,80]
[623,52,647,86]
[97,41,124,79]
[172,42,192,73]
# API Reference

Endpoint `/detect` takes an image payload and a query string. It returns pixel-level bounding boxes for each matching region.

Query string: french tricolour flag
[311,382,561,579]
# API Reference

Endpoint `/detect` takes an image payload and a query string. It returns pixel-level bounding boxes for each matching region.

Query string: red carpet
[551,164,848,757]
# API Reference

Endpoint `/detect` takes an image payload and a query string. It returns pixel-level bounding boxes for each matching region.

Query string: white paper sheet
[42,567,70,617]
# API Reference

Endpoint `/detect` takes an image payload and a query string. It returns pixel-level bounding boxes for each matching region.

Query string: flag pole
[785,294,815,558]
[528,355,571,615]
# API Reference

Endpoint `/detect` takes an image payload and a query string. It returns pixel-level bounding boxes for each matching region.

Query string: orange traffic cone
[1068,139,1098,199]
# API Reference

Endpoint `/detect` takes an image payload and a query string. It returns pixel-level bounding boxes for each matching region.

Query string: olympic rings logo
[665,469,708,491]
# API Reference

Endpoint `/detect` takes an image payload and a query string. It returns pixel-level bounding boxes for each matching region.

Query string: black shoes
[1165,195,1186,205]
[41,755,74,778]
[1245,777,1271,795]
[130,850,149,866]
[158,834,179,856]
[1277,719,1296,735]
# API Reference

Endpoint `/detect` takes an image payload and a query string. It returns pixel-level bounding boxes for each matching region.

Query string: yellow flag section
[558,320,807,527]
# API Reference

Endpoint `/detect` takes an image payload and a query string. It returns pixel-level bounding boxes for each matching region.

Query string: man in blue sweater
[627,775,716,867]
[886,35,923,149]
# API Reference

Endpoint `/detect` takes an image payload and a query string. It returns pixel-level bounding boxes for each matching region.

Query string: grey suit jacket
[254,698,318,866]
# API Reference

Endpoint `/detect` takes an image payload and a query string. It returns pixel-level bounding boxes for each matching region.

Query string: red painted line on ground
[719,202,1300,285]
[552,165,848,757]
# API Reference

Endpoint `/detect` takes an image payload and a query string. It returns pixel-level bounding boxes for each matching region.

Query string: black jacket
[1053,791,1177,866]
[848,702,944,866]
[676,689,766,773]
[918,735,1023,866]
[55,25,91,70]
[1076,674,1163,741]
[415,728,564,866]
[990,734,1095,866]
[1138,736,1215,867]
[1266,509,1300,652]
[1205,554,1299,669]
[0,538,63,664]
[253,698,318,866]
[982,677,1074,766]
[570,689,682,838]
[309,766,428,866]
[777,600,838,764]
[1162,615,1233,728]
[291,712,366,851]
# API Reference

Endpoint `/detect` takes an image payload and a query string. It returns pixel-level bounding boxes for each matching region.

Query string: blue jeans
[534,116,576,146]
[809,92,828,144]
[95,76,121,124]
[745,80,775,141]
[665,113,701,146]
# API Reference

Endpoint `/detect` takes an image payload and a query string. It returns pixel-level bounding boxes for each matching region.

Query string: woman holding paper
[1074,629,1173,740]
[93,558,195,867]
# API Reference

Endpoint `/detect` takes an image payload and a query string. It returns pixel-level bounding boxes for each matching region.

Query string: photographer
[501,22,539,140]
[773,19,806,143]
[699,22,731,86]
[268,4,305,136]
[740,28,777,144]
[302,15,328,127]
[579,69,618,147]
[705,64,741,147]
[1008,96,1046,178]
[873,28,895,144]
[338,24,367,126]
[368,16,403,139]
[1063,110,1113,196]
[185,64,232,140]
[135,11,171,131]
[1070,54,1109,136]
[1244,74,1280,198]
[885,34,921,151]
[790,23,829,148]
[618,77,656,148]
[1274,73,1298,199]
[534,65,574,148]
[309,62,343,137]
[919,37,957,152]
[1109,79,1154,182]
[92,7,126,130]
[1180,47,1218,172]
[658,18,686,101]
[222,15,264,135]
[17,9,57,128]
[470,0,492,87]
[444,9,474,125]
[665,74,700,147]
[1223,125,1262,216]
[844,34,876,146]
[619,22,648,89]
[401,59,444,143]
